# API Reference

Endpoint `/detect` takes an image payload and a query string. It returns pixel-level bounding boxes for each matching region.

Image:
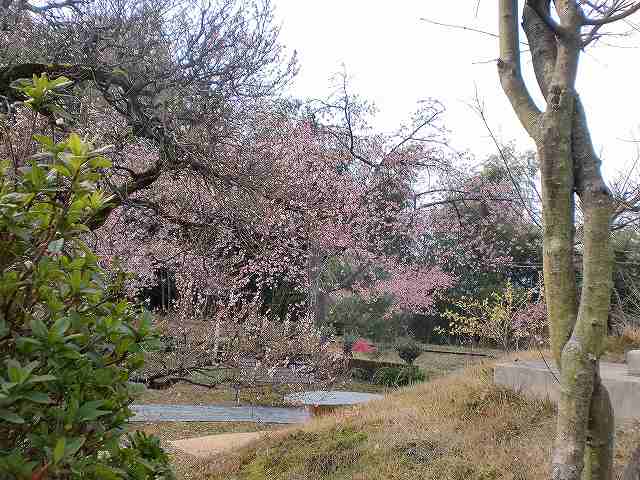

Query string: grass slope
[206,361,640,480]
[129,422,284,479]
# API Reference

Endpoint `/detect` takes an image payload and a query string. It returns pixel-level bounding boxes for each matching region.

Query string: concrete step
[494,360,640,420]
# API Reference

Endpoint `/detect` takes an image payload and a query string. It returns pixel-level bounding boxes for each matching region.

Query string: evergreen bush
[0,74,173,479]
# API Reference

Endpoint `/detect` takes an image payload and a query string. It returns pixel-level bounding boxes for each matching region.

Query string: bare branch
[420,17,529,46]
[583,1,640,25]
[471,89,543,228]
[527,0,571,38]
[497,0,542,138]
[24,0,90,14]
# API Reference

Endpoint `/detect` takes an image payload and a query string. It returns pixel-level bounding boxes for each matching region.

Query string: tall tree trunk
[498,1,615,478]
[314,290,328,325]
[212,314,221,363]
[308,244,327,325]
[583,372,614,480]
[521,7,616,476]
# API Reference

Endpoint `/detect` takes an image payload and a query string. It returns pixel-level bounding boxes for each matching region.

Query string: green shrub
[342,333,358,355]
[372,366,426,387]
[347,358,406,381]
[0,74,173,479]
[350,367,370,382]
[394,338,422,365]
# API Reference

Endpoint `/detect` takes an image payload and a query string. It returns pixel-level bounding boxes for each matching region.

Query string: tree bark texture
[623,444,640,480]
[308,245,328,325]
[498,1,616,479]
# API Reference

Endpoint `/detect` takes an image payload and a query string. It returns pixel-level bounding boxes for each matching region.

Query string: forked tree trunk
[497,1,615,479]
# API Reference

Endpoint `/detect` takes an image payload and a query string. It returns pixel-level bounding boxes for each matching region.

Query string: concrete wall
[494,360,640,421]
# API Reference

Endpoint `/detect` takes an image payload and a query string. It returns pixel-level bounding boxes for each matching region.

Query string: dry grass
[129,421,282,441]
[202,360,640,480]
[604,326,640,362]
[354,343,493,380]
[130,379,385,479]
[356,350,486,379]
[128,421,285,479]
[132,348,640,479]
[136,383,286,407]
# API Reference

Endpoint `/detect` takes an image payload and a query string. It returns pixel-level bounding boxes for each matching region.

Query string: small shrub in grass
[394,338,422,365]
[372,366,426,387]
[0,75,173,479]
[342,333,359,356]
[350,367,371,382]
[392,439,448,465]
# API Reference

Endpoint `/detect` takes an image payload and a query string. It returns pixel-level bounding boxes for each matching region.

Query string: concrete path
[168,430,291,458]
[129,403,311,424]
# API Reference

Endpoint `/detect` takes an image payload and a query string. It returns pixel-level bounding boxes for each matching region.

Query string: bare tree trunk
[497,1,618,478]
[583,372,614,480]
[212,314,221,363]
[308,244,327,325]
[314,290,328,325]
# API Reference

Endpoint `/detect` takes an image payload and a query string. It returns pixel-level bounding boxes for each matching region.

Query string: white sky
[273,1,640,179]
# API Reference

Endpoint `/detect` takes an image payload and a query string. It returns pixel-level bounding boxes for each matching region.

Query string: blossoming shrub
[440,280,547,351]
[0,75,173,479]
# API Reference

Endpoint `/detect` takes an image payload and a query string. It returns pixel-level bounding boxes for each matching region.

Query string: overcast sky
[273,1,640,179]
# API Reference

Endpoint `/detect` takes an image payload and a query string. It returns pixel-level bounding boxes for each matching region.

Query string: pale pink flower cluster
[87,96,535,322]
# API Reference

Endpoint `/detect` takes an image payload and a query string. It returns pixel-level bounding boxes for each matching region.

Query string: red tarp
[351,339,376,353]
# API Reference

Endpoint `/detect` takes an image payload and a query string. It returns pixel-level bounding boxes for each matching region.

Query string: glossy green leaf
[53,437,66,464]
[21,391,51,404]
[77,400,110,422]
[0,409,25,424]
[30,318,48,338]
[25,374,56,384]
[50,317,71,338]
[64,436,85,458]
[67,133,85,157]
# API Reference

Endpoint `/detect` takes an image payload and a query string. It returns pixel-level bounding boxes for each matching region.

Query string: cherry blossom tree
[91,90,455,313]
[0,0,297,226]
[0,0,536,393]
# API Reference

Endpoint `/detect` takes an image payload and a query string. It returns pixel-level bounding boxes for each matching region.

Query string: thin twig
[420,17,529,46]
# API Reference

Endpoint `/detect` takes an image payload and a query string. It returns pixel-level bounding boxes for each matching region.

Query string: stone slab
[494,360,640,420]
[627,350,640,377]
[283,390,384,406]
[129,404,311,424]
